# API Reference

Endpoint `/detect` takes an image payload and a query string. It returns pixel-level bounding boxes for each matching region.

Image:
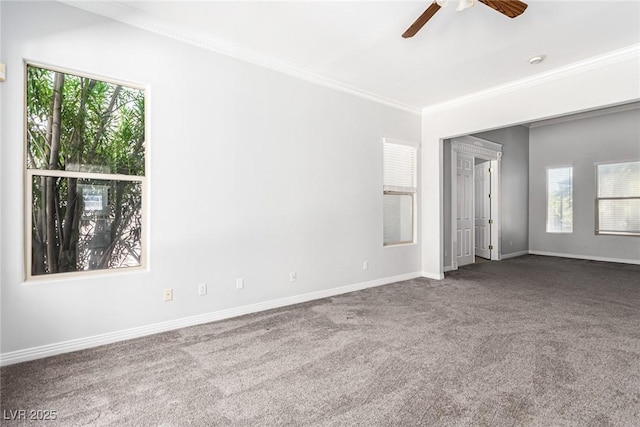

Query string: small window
[546,166,573,233]
[26,64,147,278]
[383,139,418,245]
[596,161,640,236]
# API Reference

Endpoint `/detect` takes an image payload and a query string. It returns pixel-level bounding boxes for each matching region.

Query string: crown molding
[54,2,640,118]
[58,1,422,116]
[422,43,640,115]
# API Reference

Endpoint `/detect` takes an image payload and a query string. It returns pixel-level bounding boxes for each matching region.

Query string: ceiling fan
[402,0,528,38]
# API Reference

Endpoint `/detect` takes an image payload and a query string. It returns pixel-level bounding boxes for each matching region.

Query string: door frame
[474,160,492,260]
[450,136,502,270]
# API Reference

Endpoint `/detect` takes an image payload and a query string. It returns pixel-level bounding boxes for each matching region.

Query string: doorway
[450,136,502,270]
[475,158,491,260]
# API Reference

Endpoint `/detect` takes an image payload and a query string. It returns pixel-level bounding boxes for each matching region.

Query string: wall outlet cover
[198,283,207,296]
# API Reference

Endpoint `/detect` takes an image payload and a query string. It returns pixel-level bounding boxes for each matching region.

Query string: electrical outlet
[290,272,297,283]
[236,278,244,289]
[363,260,369,270]
[163,288,173,302]
[198,283,207,296]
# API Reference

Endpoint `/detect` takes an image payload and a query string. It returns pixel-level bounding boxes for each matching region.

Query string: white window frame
[546,165,573,234]
[24,62,149,281]
[383,137,418,246]
[595,159,640,237]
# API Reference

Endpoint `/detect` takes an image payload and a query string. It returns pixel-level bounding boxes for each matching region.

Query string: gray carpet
[2,255,639,426]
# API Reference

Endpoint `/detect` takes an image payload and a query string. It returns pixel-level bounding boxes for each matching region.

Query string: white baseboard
[421,271,444,280]
[443,265,453,273]
[529,250,640,265]
[500,250,530,260]
[0,271,422,367]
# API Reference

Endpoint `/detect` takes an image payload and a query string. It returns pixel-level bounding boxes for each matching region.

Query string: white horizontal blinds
[597,161,640,234]
[383,142,417,193]
[546,166,573,233]
[598,162,640,198]
[598,200,640,233]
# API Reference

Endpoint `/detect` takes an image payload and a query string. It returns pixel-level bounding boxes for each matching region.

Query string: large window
[26,64,146,278]
[596,161,640,236]
[383,139,417,245]
[546,166,573,233]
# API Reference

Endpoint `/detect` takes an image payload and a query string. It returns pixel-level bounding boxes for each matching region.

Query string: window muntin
[546,166,573,233]
[596,161,640,236]
[26,64,146,278]
[383,139,417,246]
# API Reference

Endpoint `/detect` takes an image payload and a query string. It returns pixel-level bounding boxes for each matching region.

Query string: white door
[456,155,474,266]
[475,162,491,259]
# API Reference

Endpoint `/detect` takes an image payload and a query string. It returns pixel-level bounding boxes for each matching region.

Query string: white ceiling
[68,1,640,111]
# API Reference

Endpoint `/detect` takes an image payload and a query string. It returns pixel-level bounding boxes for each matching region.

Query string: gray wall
[443,125,530,268]
[529,109,640,262]
[475,127,530,257]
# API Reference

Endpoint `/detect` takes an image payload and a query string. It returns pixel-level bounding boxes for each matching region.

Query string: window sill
[596,231,640,237]
[384,241,417,248]
[23,266,150,285]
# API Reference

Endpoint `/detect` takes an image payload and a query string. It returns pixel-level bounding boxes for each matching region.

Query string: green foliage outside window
[26,65,146,276]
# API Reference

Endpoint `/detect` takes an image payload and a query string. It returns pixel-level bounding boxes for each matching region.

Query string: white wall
[0,1,4,331]
[529,109,640,263]
[0,1,421,362]
[421,46,640,277]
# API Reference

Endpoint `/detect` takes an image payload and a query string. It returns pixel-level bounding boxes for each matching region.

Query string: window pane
[26,65,145,176]
[31,177,142,275]
[383,193,413,245]
[547,167,573,233]
[598,199,640,234]
[598,162,640,198]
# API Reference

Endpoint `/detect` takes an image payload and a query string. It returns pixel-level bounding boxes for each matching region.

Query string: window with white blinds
[546,166,573,233]
[383,142,417,193]
[596,161,640,235]
[383,139,418,246]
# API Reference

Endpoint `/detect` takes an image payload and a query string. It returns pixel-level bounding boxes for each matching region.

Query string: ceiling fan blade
[402,2,442,38]
[478,0,528,18]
